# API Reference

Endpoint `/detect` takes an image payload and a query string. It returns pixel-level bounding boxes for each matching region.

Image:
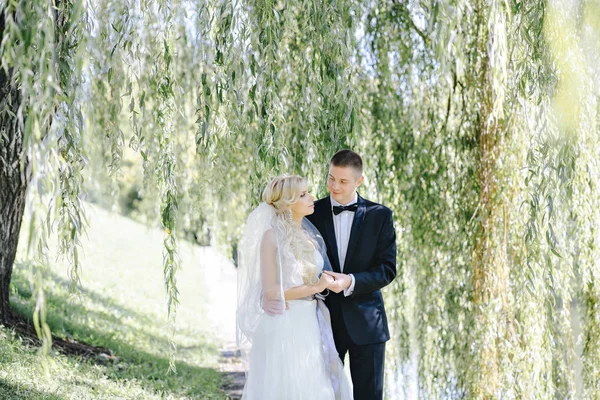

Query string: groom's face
[327,165,363,205]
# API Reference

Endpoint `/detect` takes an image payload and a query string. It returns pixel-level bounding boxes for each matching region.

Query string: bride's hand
[322,271,351,293]
[314,273,335,293]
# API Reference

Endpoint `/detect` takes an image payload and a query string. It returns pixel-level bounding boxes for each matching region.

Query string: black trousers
[334,312,386,400]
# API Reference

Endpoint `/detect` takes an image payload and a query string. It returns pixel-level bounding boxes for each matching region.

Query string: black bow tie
[332,204,358,215]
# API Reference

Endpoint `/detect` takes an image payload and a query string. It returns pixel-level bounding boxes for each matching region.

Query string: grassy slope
[0,203,228,399]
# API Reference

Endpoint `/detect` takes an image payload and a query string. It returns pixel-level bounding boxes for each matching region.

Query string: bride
[237,175,353,400]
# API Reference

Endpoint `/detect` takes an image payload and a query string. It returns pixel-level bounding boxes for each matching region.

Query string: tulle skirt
[241,299,352,400]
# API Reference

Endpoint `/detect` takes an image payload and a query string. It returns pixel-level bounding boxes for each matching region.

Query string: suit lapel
[321,197,341,272]
[343,194,366,272]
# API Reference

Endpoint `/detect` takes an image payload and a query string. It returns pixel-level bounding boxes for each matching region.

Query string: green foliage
[2,0,600,396]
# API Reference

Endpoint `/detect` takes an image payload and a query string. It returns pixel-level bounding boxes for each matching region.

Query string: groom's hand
[323,271,352,293]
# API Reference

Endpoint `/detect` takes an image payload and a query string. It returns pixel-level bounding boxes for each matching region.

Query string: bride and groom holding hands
[236,150,397,400]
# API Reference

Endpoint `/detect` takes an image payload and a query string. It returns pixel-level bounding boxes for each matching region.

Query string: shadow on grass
[0,379,63,400]
[8,262,224,399]
[11,262,154,326]
[10,263,190,351]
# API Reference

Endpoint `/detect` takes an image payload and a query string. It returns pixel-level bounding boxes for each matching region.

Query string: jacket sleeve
[351,209,397,296]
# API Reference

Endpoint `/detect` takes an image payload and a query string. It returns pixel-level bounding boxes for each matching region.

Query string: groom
[307,150,397,400]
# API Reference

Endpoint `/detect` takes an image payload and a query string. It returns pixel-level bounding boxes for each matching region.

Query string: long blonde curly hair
[262,176,319,285]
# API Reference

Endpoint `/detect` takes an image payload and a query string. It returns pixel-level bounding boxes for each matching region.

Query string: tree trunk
[0,12,29,325]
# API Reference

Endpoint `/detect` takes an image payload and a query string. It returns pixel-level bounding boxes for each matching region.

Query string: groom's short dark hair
[330,150,363,175]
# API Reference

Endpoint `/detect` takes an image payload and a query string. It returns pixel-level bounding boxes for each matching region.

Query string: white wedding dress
[241,250,353,400]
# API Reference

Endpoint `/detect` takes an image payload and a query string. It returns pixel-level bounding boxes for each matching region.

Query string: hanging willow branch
[2,0,600,393]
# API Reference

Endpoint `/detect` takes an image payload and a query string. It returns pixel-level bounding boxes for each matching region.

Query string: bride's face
[290,186,315,217]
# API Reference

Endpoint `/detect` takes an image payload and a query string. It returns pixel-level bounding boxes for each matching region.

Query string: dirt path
[218,341,245,399]
[199,248,245,399]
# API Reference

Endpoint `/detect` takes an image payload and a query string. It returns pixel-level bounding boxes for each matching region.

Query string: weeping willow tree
[1,0,599,397]
[1,0,87,328]
[363,1,600,397]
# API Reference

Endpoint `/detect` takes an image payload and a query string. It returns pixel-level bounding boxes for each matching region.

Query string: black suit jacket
[307,194,397,345]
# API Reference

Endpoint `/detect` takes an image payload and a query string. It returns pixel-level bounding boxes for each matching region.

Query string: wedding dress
[237,203,353,400]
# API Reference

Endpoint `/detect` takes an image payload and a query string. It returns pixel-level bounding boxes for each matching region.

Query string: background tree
[0,0,86,325]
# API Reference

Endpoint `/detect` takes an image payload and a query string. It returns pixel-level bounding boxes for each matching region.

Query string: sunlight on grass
[1,203,229,399]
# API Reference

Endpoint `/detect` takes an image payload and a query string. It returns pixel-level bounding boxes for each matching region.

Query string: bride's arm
[262,229,333,302]
[261,229,285,315]
[284,273,333,301]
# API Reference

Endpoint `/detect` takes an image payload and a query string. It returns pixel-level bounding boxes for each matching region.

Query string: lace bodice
[281,247,325,290]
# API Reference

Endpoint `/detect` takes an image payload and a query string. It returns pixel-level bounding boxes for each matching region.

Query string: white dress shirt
[330,194,357,296]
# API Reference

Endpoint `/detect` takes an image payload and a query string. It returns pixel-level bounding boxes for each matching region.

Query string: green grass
[1,204,228,399]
